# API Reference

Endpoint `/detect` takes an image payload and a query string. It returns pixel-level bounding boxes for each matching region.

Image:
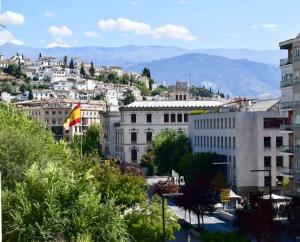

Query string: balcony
[280,167,293,177]
[294,77,300,85]
[280,124,293,132]
[294,56,300,63]
[280,58,293,66]
[280,101,300,110]
[280,145,293,154]
[280,79,293,88]
[280,101,294,110]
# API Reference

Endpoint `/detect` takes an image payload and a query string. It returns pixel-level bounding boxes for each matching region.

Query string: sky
[1,0,300,50]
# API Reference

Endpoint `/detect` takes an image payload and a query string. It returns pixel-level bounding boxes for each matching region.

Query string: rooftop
[121,100,224,110]
[248,99,280,112]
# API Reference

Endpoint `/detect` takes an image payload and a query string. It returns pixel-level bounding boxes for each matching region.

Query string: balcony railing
[280,124,293,131]
[280,101,300,109]
[280,58,293,66]
[280,101,294,109]
[280,79,293,88]
[294,77,300,85]
[280,145,293,154]
[280,167,294,177]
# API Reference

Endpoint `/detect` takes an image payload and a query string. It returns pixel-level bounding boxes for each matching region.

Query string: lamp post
[161,193,183,240]
[250,169,272,201]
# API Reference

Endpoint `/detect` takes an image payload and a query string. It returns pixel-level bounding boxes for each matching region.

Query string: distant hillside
[0,43,283,67]
[126,53,280,98]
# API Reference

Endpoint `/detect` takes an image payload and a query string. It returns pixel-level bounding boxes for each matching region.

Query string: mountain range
[0,43,282,97]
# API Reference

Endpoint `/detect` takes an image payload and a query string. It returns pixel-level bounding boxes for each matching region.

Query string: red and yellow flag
[63,103,81,130]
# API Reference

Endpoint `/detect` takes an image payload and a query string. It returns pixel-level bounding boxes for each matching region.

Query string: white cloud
[0,30,23,45]
[44,11,57,18]
[0,11,25,26]
[47,42,70,48]
[97,18,197,41]
[153,24,197,41]
[98,18,151,35]
[48,25,72,37]
[84,31,100,37]
[251,23,279,32]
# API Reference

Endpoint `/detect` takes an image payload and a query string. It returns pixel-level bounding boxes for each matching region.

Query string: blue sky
[1,0,300,49]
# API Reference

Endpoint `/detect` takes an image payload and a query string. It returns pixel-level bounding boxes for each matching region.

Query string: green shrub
[200,231,250,242]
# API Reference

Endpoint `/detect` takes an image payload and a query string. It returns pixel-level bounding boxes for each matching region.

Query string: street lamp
[161,192,183,240]
[250,169,272,201]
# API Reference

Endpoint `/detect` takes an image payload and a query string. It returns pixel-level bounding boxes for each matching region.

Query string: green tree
[107,72,118,82]
[134,82,150,96]
[122,90,136,105]
[63,55,68,67]
[72,124,101,156]
[2,82,14,94]
[152,129,191,175]
[152,85,168,96]
[125,199,180,242]
[80,64,86,77]
[142,67,151,78]
[122,73,130,85]
[89,62,95,77]
[28,89,33,100]
[69,58,74,69]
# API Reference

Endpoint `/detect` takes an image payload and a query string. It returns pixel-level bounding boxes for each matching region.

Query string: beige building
[279,33,300,196]
[116,100,224,163]
[16,98,105,140]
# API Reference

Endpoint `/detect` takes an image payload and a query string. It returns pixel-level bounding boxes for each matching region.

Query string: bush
[200,231,250,242]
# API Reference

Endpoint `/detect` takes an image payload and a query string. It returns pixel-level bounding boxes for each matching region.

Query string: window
[233,118,235,128]
[276,156,283,167]
[264,156,271,167]
[197,136,200,147]
[264,176,271,187]
[171,114,176,123]
[264,118,287,129]
[276,137,283,148]
[131,132,137,144]
[217,137,220,148]
[45,111,49,115]
[146,132,152,143]
[225,119,227,129]
[225,137,227,148]
[146,114,152,123]
[131,114,136,123]
[221,137,224,148]
[131,149,137,163]
[229,119,231,128]
[177,114,182,122]
[233,137,236,149]
[264,137,271,148]
[164,114,169,123]
[229,137,231,149]
[277,176,283,186]
[52,111,56,115]
[184,114,188,122]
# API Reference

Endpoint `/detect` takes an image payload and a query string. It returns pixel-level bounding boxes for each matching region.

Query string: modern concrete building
[116,100,225,164]
[280,34,300,196]
[189,101,290,194]
[16,98,105,140]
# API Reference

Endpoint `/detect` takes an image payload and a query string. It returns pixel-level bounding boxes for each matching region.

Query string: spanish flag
[63,103,81,130]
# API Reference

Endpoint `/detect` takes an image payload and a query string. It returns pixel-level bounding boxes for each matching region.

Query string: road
[169,205,234,233]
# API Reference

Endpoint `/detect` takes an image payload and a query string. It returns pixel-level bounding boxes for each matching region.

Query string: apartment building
[279,34,300,196]
[16,98,105,140]
[189,103,290,194]
[116,100,224,164]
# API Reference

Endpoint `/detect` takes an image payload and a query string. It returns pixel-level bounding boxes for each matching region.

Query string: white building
[189,103,290,194]
[116,100,224,163]
[102,111,121,158]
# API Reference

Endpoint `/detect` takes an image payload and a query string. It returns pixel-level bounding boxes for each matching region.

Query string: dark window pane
[131,149,137,163]
[264,156,271,167]
[177,113,182,122]
[131,132,137,144]
[171,114,176,123]
[276,137,283,147]
[131,114,136,123]
[146,132,152,143]
[264,118,288,129]
[276,156,283,167]
[184,113,188,122]
[147,114,152,123]
[264,137,271,148]
[164,114,169,123]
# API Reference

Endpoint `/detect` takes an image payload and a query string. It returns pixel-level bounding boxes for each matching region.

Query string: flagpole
[80,103,83,159]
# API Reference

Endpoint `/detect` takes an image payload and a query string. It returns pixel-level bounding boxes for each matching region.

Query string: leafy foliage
[122,89,136,105]
[151,180,179,196]
[125,199,180,242]
[200,231,250,242]
[152,129,191,175]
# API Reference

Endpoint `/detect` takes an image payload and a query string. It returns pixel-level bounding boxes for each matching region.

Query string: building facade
[280,34,300,196]
[16,98,105,140]
[116,100,224,164]
[189,110,290,194]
